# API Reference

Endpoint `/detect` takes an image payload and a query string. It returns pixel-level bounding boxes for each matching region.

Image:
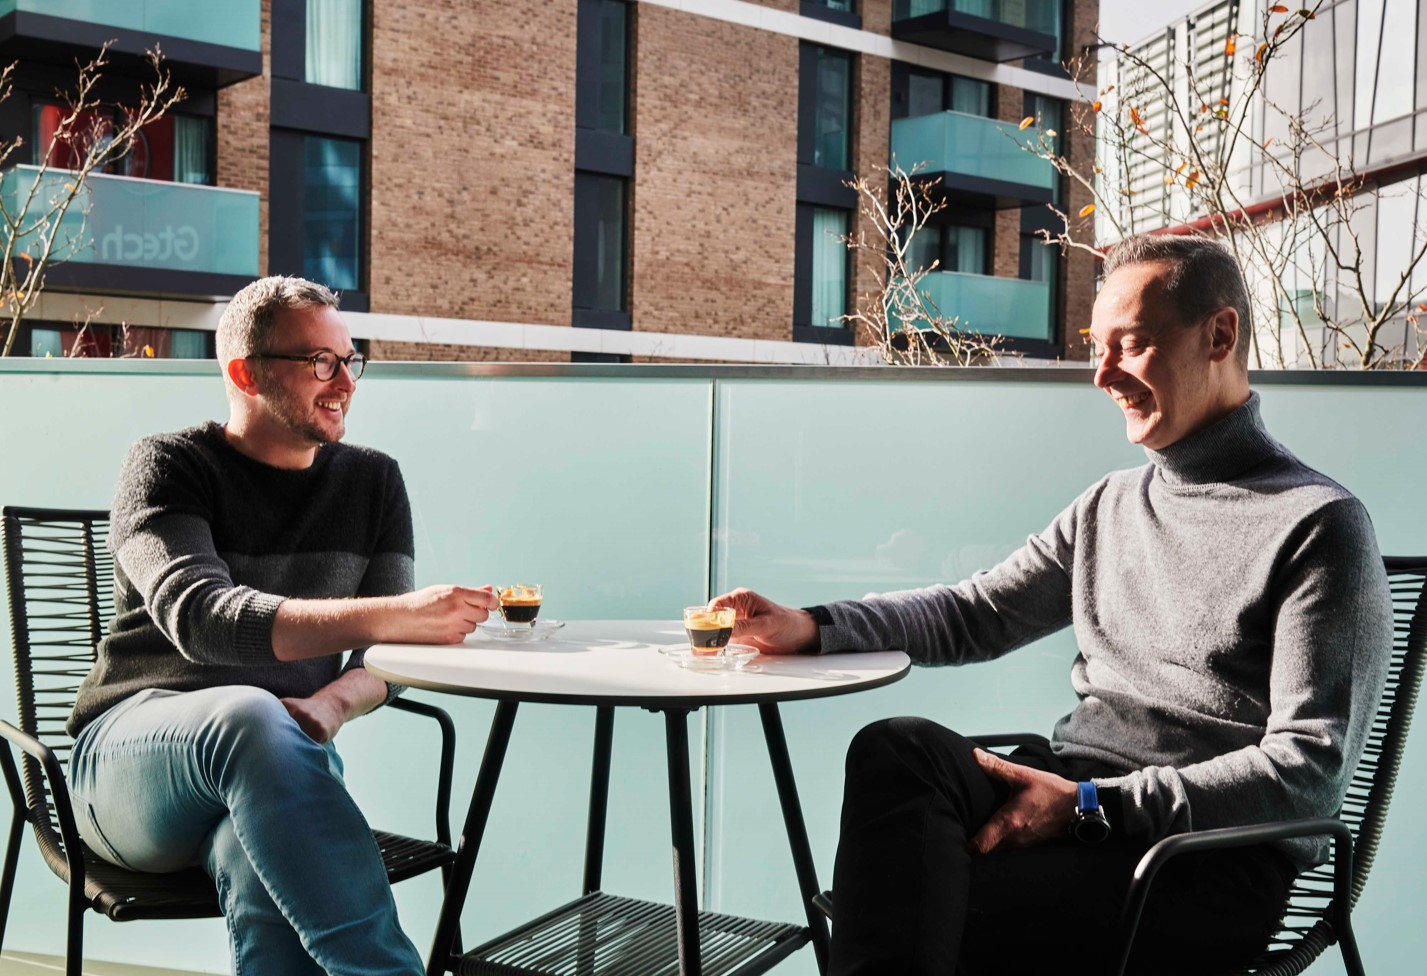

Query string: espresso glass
[498,584,543,627]
[684,606,735,656]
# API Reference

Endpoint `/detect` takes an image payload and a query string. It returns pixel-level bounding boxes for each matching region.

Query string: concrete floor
[0,954,210,976]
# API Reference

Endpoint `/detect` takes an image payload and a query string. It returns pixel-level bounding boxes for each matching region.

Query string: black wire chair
[811,556,1427,976]
[0,506,461,975]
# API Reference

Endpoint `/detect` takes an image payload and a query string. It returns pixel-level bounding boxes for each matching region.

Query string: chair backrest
[1253,557,1427,975]
[2,506,113,849]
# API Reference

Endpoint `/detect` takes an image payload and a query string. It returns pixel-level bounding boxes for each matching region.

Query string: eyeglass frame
[250,350,367,381]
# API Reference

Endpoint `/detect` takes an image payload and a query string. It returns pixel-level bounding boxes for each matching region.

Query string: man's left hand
[968,748,1078,855]
[281,694,347,743]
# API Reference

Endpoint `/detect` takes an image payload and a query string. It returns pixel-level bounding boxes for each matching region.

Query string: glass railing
[891,111,1055,192]
[0,166,259,277]
[894,270,1052,340]
[892,0,1061,35]
[1,362,1423,972]
[0,0,261,51]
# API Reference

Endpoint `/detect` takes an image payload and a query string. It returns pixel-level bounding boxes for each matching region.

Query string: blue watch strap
[1077,780,1099,812]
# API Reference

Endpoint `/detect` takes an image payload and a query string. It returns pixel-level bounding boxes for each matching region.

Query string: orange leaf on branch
[1092,100,1102,113]
[1225,34,1237,57]
[1256,43,1270,62]
[1019,116,1035,129]
[1270,3,1289,11]
[1078,204,1096,217]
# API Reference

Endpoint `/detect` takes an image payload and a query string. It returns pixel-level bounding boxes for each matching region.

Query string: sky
[1096,0,1208,46]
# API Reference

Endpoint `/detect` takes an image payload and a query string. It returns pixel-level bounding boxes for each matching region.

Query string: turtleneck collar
[1143,391,1282,487]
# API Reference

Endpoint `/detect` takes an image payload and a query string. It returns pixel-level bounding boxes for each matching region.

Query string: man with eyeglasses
[712,236,1393,975]
[65,276,493,975]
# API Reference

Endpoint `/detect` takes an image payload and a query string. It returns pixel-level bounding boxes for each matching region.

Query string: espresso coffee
[501,601,541,623]
[499,585,542,625]
[686,625,733,649]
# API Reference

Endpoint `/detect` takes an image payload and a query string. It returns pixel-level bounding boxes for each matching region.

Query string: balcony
[1,166,260,299]
[0,361,1424,970]
[891,0,1059,62]
[891,111,1055,208]
[0,0,261,88]
[894,270,1052,342]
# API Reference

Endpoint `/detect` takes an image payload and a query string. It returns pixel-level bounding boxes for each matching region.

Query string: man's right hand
[708,588,820,655]
[381,584,499,644]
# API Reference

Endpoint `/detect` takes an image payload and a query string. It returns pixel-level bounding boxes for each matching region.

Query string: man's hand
[708,588,819,655]
[968,748,1078,855]
[281,668,391,743]
[381,584,500,644]
[281,694,347,743]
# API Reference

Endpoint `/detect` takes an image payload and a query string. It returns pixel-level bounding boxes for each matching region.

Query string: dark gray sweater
[817,394,1392,867]
[68,422,415,736]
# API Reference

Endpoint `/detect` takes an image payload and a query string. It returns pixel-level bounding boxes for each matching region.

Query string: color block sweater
[815,394,1393,867]
[68,422,415,736]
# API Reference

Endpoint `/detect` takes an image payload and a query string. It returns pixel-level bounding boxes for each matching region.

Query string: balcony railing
[1,166,259,280]
[895,271,1052,341]
[891,111,1055,205]
[891,0,1060,62]
[0,0,260,51]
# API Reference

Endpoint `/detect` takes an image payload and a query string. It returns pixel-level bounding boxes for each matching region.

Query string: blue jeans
[68,686,426,976]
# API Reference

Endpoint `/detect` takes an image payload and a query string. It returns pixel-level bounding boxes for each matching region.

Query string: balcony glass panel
[892,0,1061,35]
[896,271,1051,340]
[0,165,259,276]
[891,112,1055,192]
[0,0,261,51]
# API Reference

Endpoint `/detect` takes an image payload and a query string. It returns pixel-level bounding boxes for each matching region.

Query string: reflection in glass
[907,72,944,118]
[594,0,628,134]
[306,0,363,90]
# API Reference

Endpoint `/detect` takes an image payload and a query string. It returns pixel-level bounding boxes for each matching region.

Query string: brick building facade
[3,0,1096,364]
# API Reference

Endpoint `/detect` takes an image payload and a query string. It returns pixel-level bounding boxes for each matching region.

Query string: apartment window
[809,0,854,10]
[896,67,990,119]
[306,0,364,90]
[811,208,850,328]
[302,136,362,290]
[25,324,213,359]
[574,0,633,328]
[31,105,213,184]
[809,47,851,169]
[574,173,628,313]
[909,223,989,275]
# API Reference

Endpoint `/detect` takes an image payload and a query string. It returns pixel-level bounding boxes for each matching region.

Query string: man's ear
[1207,307,1239,363]
[226,358,260,397]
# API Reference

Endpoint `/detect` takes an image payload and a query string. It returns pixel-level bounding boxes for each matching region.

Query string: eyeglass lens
[314,352,366,381]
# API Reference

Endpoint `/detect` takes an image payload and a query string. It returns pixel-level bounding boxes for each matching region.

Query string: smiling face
[1089,260,1248,451]
[254,304,356,447]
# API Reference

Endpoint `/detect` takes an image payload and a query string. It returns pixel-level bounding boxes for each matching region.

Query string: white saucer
[476,619,566,642]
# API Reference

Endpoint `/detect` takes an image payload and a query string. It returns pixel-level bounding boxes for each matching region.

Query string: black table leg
[583,706,615,894]
[759,703,831,976]
[425,700,519,976]
[663,708,703,976]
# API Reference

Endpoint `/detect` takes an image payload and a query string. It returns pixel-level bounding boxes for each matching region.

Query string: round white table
[366,620,909,976]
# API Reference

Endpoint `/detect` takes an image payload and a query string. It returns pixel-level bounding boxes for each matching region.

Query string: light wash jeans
[68,686,426,976]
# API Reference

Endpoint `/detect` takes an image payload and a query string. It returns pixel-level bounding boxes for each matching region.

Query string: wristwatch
[1070,781,1111,844]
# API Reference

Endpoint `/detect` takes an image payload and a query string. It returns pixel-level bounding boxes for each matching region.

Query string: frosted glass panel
[891,112,1055,190]
[1,0,261,50]
[1,362,1425,976]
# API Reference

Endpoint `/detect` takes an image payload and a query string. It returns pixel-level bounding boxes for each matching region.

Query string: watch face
[1073,813,1111,845]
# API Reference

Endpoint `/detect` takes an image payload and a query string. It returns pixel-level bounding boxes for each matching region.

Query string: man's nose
[1093,351,1120,389]
[332,363,358,390]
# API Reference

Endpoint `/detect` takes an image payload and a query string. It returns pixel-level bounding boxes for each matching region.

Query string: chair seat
[57,830,453,922]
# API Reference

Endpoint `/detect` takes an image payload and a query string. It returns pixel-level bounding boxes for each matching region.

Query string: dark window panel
[302,135,363,291]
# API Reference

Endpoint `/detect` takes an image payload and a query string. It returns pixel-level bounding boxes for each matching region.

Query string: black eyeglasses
[252,351,367,381]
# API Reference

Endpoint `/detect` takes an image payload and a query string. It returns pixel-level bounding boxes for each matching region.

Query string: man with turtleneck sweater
[711,236,1393,976]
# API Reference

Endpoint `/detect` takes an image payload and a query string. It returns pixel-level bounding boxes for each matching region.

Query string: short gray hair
[1101,234,1253,367]
[216,276,341,365]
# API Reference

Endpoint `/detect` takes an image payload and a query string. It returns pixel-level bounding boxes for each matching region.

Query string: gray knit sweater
[68,422,415,736]
[816,393,1392,867]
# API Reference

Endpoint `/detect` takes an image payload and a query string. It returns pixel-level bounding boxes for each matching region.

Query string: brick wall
[217,0,272,275]
[630,5,798,341]
[992,83,1024,284]
[851,52,890,347]
[367,340,567,362]
[368,0,577,325]
[1061,0,1100,362]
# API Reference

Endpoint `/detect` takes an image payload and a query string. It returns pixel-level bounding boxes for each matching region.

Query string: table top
[365,619,910,708]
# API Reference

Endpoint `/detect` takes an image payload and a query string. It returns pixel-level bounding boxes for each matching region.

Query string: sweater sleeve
[816,488,1086,663]
[1095,498,1393,856]
[110,437,284,666]
[341,459,416,703]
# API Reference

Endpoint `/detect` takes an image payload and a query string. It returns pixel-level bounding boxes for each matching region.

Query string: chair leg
[0,808,23,951]
[66,882,86,976]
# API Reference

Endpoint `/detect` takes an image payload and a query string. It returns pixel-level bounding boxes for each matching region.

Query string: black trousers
[828,717,1297,976]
